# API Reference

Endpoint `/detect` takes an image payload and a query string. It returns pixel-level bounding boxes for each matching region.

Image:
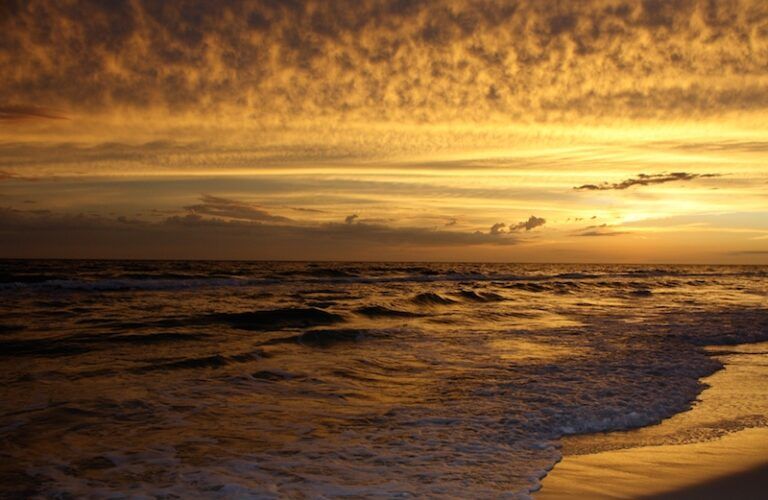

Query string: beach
[537,342,768,499]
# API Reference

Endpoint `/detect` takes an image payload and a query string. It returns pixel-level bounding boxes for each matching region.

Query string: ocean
[1,260,767,498]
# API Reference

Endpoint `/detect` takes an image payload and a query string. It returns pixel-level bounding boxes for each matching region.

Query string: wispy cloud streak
[0,105,66,121]
[575,172,720,191]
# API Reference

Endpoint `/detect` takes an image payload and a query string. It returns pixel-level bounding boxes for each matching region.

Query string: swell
[0,332,209,358]
[205,307,345,330]
[131,328,397,373]
[355,305,422,318]
[262,328,398,348]
[251,369,297,381]
[131,351,262,373]
[456,290,504,302]
[82,307,347,333]
[410,292,458,306]
[0,324,25,334]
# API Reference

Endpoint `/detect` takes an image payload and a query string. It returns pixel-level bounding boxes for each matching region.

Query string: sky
[1,0,767,263]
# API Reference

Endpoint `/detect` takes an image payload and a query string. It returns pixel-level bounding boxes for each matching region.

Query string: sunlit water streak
[0,261,766,498]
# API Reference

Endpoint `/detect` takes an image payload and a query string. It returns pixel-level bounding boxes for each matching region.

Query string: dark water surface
[1,260,767,498]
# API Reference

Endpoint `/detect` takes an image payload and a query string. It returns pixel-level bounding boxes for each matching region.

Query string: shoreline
[536,342,768,499]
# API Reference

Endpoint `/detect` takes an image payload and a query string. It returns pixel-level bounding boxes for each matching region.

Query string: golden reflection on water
[490,338,590,362]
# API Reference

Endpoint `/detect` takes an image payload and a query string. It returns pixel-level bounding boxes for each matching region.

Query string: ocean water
[0,260,767,498]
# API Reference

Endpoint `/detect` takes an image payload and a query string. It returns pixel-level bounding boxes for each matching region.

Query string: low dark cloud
[0,202,519,259]
[488,216,545,235]
[310,221,518,247]
[289,206,327,214]
[575,172,720,191]
[489,222,506,235]
[510,215,546,231]
[0,105,66,121]
[184,195,293,223]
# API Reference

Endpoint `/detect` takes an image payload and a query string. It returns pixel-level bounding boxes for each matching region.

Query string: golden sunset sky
[1,0,767,262]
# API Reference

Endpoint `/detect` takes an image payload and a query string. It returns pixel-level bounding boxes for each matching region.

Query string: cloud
[576,230,626,237]
[290,206,327,214]
[728,250,768,255]
[309,221,518,247]
[490,222,506,235]
[510,215,546,231]
[0,105,66,121]
[2,0,767,132]
[488,216,545,235]
[3,0,768,180]
[0,169,40,182]
[663,141,768,154]
[0,202,520,259]
[574,172,720,191]
[183,195,293,223]
[574,223,627,237]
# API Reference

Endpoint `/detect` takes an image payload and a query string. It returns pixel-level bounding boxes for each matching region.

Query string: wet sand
[646,461,768,500]
[537,343,768,499]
